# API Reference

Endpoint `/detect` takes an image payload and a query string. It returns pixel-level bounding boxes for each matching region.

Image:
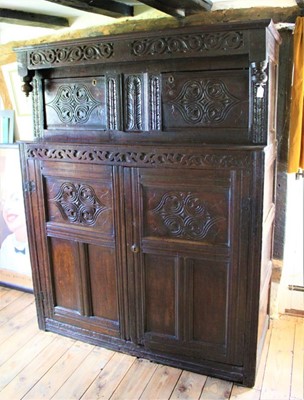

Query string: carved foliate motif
[32,78,43,138]
[131,32,244,57]
[47,84,101,124]
[29,43,114,67]
[251,61,268,143]
[26,146,252,169]
[125,76,143,131]
[107,76,119,130]
[153,192,225,241]
[167,78,240,125]
[52,182,107,225]
[149,76,161,130]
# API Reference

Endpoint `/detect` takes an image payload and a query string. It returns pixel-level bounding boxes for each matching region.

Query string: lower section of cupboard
[42,317,260,387]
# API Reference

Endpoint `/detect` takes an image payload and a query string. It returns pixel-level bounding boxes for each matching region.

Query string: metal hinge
[24,181,36,193]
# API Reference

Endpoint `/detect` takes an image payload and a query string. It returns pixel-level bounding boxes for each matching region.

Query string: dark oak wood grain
[16,20,280,387]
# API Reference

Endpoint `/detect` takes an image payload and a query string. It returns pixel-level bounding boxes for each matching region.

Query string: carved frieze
[153,192,225,241]
[131,32,244,57]
[26,146,252,169]
[52,182,107,225]
[29,43,114,68]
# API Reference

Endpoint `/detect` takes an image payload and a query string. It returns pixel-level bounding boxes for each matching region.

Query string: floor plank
[200,377,233,400]
[260,316,296,400]
[81,352,136,400]
[23,341,95,399]
[110,358,158,400]
[0,316,39,366]
[140,364,182,400]
[0,330,56,392]
[290,318,304,400]
[170,370,207,400]
[52,346,115,400]
[0,289,24,309]
[0,335,75,400]
[0,292,34,326]
[0,288,301,400]
[0,302,36,344]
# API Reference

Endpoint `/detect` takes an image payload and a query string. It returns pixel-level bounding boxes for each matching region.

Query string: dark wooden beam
[140,0,212,18]
[0,9,69,28]
[45,0,133,18]
[296,0,304,8]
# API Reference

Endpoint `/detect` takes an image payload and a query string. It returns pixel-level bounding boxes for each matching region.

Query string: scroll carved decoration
[131,32,244,57]
[167,78,240,125]
[125,76,143,131]
[149,76,161,130]
[29,43,114,68]
[52,182,107,225]
[153,192,225,241]
[26,146,252,169]
[47,83,101,124]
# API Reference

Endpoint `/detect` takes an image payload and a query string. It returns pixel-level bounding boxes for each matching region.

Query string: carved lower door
[32,160,123,339]
[128,167,249,365]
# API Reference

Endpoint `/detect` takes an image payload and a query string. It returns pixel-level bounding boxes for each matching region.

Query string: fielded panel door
[125,167,250,365]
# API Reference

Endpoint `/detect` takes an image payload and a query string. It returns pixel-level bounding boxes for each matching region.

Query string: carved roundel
[52,182,107,225]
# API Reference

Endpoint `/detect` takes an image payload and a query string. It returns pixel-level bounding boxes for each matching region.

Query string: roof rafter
[45,0,133,18]
[0,8,69,28]
[139,0,212,18]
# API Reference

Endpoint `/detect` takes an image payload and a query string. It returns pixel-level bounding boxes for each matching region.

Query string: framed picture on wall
[0,144,32,291]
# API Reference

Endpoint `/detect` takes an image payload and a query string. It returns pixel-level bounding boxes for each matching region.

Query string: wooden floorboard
[0,287,302,400]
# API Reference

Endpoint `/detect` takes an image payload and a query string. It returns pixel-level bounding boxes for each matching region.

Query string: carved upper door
[127,167,249,365]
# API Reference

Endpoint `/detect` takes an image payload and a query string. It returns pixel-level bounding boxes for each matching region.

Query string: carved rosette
[29,43,114,68]
[131,32,244,57]
[153,192,224,241]
[167,78,240,125]
[52,182,107,225]
[251,61,268,143]
[47,83,101,124]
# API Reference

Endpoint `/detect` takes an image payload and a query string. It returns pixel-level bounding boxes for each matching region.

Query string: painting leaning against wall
[0,144,32,291]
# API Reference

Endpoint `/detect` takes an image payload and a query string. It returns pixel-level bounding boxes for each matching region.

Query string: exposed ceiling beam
[0,8,69,28]
[139,0,212,18]
[45,0,133,18]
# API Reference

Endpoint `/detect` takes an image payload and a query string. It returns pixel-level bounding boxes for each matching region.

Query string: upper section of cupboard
[15,20,281,145]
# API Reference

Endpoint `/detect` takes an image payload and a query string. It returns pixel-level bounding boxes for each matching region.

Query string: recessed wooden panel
[188,259,229,346]
[44,176,114,235]
[89,245,118,322]
[140,170,231,246]
[162,70,248,131]
[49,237,80,312]
[144,254,176,337]
[44,77,106,130]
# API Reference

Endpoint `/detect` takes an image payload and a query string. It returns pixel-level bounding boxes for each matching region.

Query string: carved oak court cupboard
[16,20,280,386]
